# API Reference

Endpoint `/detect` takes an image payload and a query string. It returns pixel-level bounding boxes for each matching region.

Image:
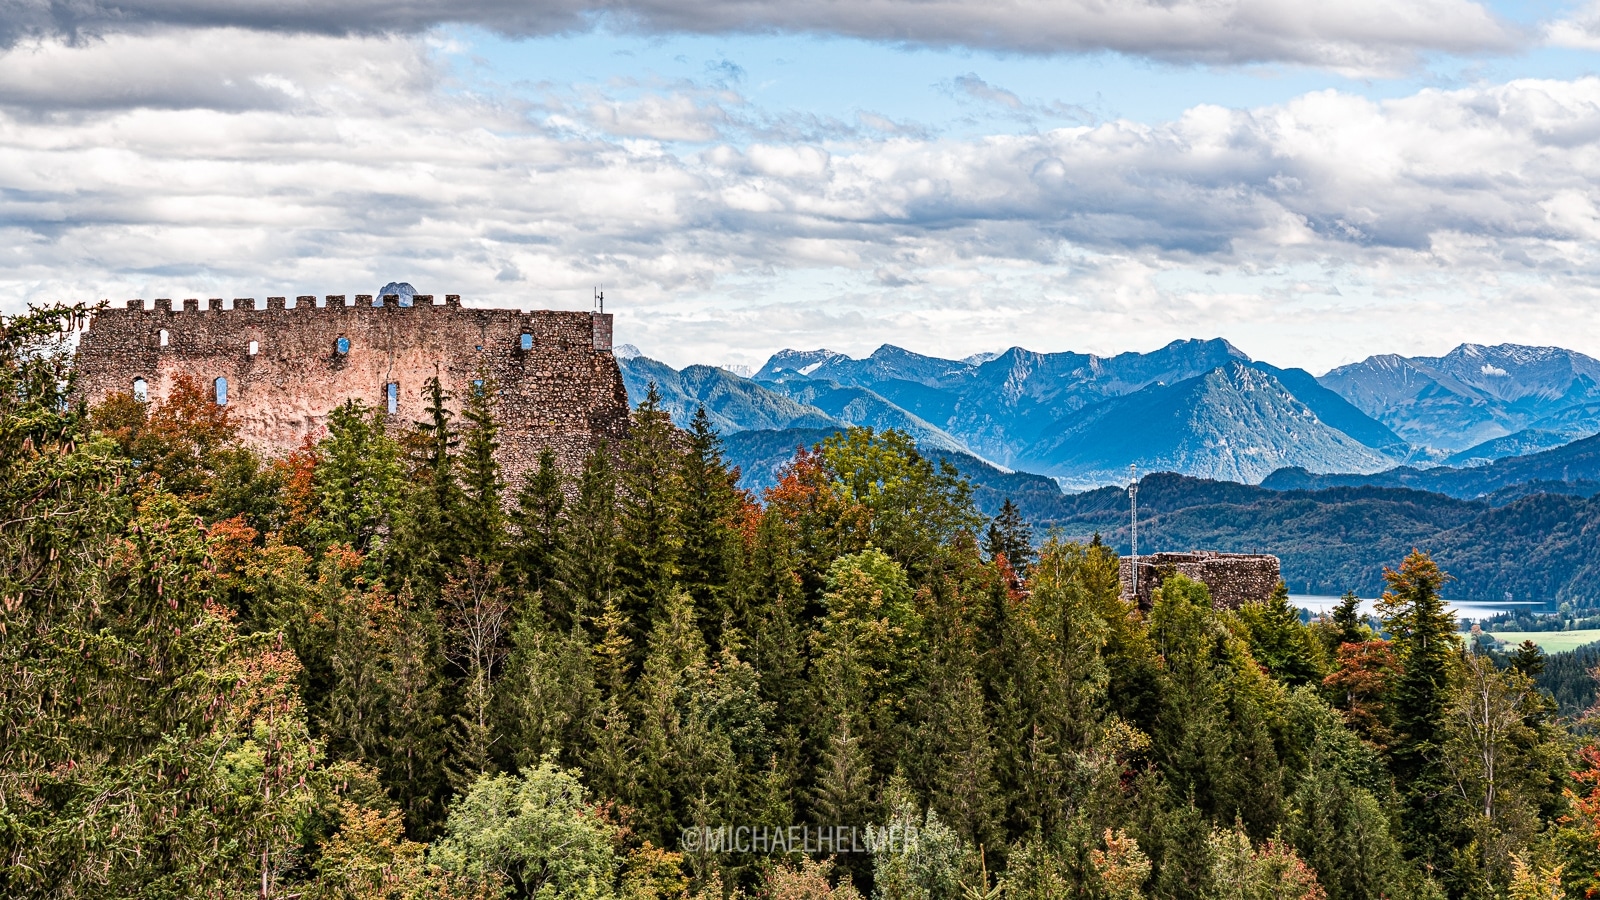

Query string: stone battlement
[75,295,629,485]
[1119,550,1281,610]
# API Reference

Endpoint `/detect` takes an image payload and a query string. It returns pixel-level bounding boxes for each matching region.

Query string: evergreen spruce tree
[1235,582,1326,687]
[310,399,404,558]
[984,498,1035,572]
[616,384,686,650]
[549,443,618,629]
[1376,550,1461,876]
[510,448,567,604]
[496,601,596,773]
[1379,551,1458,777]
[1330,591,1367,646]
[392,376,462,591]
[381,586,451,839]
[457,376,506,564]
[678,405,743,648]
[585,598,637,804]
[1510,640,1545,678]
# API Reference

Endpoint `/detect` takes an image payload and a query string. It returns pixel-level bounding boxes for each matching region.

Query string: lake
[1288,594,1541,622]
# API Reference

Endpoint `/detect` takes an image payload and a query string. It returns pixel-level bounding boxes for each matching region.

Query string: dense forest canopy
[3,304,1600,900]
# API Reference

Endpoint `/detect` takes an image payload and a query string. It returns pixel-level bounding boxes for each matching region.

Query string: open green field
[1484,630,1600,653]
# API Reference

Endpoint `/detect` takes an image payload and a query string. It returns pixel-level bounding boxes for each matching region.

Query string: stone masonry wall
[1118,551,1282,610]
[74,294,630,486]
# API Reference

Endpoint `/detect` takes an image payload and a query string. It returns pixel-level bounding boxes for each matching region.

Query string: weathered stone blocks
[75,297,630,485]
[1118,550,1282,610]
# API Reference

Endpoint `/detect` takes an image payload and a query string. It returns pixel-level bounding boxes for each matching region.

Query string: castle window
[386,382,399,414]
[248,340,259,356]
[159,329,169,347]
[336,337,350,355]
[520,333,533,351]
[131,377,148,402]
[214,377,228,406]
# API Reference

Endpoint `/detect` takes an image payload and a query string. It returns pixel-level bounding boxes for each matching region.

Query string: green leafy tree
[816,428,983,578]
[431,761,622,899]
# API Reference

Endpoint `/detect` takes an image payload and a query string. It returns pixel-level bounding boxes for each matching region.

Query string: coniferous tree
[1235,582,1326,687]
[1150,575,1287,840]
[678,405,743,648]
[496,601,596,773]
[1376,550,1461,879]
[984,498,1035,572]
[1379,550,1458,778]
[393,376,462,591]
[550,443,618,630]
[1510,640,1545,678]
[616,384,685,649]
[585,598,636,804]
[380,587,451,839]
[510,448,567,603]
[457,377,506,564]
[311,399,404,558]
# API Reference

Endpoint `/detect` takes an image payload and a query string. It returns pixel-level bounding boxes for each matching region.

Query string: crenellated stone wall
[74,294,630,485]
[1119,550,1282,610]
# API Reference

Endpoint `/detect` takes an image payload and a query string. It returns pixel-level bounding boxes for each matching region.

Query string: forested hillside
[7,305,1600,900]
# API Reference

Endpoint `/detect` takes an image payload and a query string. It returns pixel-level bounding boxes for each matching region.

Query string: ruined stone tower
[1119,551,1282,609]
[74,294,630,484]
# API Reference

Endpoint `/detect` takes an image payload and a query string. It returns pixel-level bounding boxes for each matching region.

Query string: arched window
[520,333,533,351]
[214,377,228,406]
[386,382,399,414]
[248,340,259,356]
[159,329,169,347]
[132,377,148,402]
[336,337,350,355]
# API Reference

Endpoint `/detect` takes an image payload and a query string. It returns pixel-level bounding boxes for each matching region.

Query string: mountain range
[611,340,1600,605]
[620,338,1600,493]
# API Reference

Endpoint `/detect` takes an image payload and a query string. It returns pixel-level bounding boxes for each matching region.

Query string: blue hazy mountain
[375,282,418,305]
[618,355,974,457]
[749,339,1402,486]
[1017,362,1392,488]
[617,356,838,435]
[1319,343,1600,452]
[626,340,1600,494]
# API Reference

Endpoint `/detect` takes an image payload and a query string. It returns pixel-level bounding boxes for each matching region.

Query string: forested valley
[4,304,1598,900]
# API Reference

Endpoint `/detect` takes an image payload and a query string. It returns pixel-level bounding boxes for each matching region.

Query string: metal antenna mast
[594,287,604,314]
[1128,464,1139,600]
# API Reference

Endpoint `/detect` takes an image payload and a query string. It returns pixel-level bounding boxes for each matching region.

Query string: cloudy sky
[5,0,1600,371]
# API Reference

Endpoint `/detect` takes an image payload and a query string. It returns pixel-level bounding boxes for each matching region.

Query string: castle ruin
[74,294,630,484]
[1119,550,1282,609]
